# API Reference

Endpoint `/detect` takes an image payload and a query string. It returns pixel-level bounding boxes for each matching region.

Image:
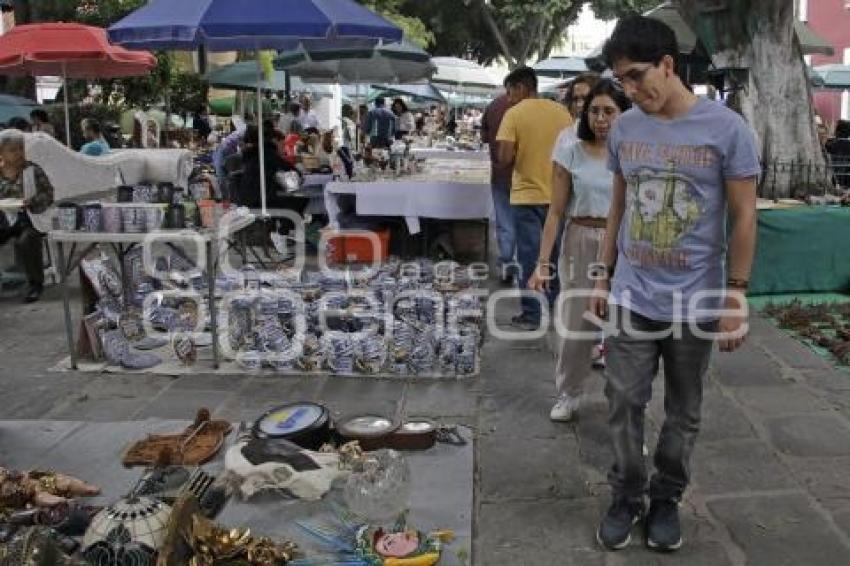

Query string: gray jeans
[604,307,716,501]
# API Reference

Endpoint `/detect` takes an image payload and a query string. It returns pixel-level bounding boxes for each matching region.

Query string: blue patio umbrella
[107,0,402,51]
[108,0,402,215]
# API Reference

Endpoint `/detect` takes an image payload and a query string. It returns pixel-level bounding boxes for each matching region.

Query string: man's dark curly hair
[602,15,679,73]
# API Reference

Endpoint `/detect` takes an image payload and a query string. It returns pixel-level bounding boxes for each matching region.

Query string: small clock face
[258,404,323,436]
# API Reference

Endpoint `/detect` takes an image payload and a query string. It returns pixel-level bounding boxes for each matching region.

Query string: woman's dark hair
[565,72,600,109]
[836,120,850,139]
[577,78,631,142]
[391,98,408,114]
[602,15,679,73]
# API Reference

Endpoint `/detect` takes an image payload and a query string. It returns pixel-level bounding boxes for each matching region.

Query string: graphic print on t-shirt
[620,143,715,269]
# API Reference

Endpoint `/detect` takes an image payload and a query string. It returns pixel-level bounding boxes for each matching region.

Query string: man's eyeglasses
[614,64,655,87]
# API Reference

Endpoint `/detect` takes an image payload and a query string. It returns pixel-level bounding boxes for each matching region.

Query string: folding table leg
[207,240,219,369]
[55,241,77,370]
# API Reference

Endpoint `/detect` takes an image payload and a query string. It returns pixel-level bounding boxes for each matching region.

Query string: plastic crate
[325,229,390,264]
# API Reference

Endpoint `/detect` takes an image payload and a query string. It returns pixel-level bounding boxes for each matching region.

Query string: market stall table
[324,156,493,239]
[409,148,490,161]
[751,205,850,295]
[49,213,255,370]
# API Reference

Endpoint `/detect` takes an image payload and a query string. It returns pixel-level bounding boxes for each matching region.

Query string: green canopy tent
[274,41,434,84]
[813,64,850,90]
[205,60,338,96]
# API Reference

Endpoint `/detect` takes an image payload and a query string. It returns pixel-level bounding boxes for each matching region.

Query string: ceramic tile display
[122,207,146,233]
[56,204,80,231]
[74,250,481,378]
[81,204,103,232]
[217,258,483,378]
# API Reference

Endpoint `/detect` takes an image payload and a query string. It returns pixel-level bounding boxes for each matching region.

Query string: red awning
[0,22,156,78]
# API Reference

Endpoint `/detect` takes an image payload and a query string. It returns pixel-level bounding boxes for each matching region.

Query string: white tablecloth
[325,180,492,234]
[410,148,490,161]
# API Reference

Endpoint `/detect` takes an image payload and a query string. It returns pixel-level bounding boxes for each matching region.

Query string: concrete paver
[707,494,849,565]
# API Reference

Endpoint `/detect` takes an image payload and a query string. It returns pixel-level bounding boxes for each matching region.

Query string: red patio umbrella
[0,23,156,144]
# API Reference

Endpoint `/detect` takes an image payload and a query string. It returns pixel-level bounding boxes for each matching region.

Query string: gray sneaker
[646,499,682,551]
[597,497,644,550]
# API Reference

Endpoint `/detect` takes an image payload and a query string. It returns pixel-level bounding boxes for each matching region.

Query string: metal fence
[759,155,850,199]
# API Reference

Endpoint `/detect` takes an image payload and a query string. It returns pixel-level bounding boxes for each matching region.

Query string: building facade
[799,0,850,125]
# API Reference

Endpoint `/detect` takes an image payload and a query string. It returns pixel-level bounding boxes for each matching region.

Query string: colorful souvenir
[122,408,232,467]
[0,467,100,509]
[82,496,171,566]
[295,505,454,566]
[172,333,197,366]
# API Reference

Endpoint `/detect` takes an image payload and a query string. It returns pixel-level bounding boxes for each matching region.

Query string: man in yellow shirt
[497,66,573,330]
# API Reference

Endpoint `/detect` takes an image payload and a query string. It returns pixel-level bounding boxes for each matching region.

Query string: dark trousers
[513,204,559,323]
[604,307,716,501]
[4,225,45,286]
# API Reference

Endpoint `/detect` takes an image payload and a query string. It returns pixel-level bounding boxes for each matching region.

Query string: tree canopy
[364,0,662,67]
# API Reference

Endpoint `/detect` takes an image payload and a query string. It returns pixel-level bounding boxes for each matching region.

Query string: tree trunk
[478,1,517,68]
[540,2,584,61]
[679,0,828,198]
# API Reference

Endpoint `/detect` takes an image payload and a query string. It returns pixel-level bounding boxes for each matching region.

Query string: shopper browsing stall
[299,96,320,131]
[365,97,397,149]
[591,16,760,552]
[495,66,573,331]
[391,98,415,140]
[481,91,516,284]
[79,119,111,156]
[528,79,630,422]
[0,129,55,303]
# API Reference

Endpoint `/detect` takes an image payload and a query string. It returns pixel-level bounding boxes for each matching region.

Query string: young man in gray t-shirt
[590,16,761,552]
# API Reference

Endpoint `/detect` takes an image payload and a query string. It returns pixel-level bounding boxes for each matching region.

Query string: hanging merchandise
[122,408,232,467]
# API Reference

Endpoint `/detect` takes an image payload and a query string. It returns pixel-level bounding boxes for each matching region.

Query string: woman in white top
[391,98,415,140]
[529,79,632,422]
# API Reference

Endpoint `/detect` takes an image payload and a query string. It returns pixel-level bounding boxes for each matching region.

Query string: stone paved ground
[2,277,850,565]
